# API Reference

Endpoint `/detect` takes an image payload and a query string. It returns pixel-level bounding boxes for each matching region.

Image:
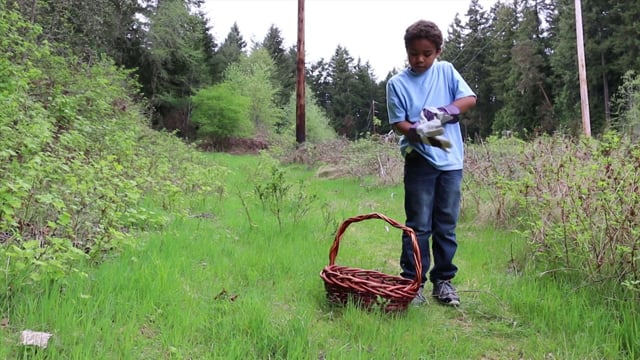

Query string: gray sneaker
[432,280,460,306]
[411,286,427,306]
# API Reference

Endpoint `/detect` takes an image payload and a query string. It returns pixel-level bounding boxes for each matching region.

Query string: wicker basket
[319,213,422,313]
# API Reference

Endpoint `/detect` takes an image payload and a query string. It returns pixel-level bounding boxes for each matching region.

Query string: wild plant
[466,133,640,296]
[253,163,318,230]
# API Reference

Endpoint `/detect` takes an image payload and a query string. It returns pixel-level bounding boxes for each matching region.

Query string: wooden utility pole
[295,0,306,144]
[575,0,591,137]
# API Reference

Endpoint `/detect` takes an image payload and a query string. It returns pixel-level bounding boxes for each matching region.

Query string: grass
[1,152,638,359]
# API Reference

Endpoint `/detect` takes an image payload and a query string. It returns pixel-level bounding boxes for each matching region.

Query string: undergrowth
[0,7,224,303]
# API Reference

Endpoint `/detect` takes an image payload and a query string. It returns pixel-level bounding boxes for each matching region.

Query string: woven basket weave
[319,213,422,313]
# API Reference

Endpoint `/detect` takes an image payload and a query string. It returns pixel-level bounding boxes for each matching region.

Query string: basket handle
[328,213,422,286]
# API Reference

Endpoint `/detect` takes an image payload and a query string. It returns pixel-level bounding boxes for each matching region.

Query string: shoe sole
[433,297,460,306]
[444,299,460,306]
[437,299,460,307]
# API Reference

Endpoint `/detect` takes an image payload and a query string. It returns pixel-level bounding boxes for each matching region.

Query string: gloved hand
[416,118,444,138]
[406,122,422,143]
[424,135,452,152]
[423,104,461,124]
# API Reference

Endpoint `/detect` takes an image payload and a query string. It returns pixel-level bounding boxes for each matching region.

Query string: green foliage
[215,22,247,76]
[145,0,211,109]
[278,85,336,143]
[465,133,640,294]
[0,7,225,302]
[611,71,640,138]
[191,82,253,139]
[259,25,297,107]
[1,238,89,298]
[224,48,284,133]
[251,156,317,230]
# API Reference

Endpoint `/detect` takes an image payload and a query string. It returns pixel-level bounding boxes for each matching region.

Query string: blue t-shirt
[386,60,475,170]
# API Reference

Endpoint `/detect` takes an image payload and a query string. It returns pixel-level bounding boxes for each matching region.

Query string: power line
[457,21,511,71]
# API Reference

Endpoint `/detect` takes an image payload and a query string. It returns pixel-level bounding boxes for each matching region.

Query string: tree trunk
[30,0,37,23]
[601,51,610,124]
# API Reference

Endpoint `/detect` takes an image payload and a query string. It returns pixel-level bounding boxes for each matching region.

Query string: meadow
[2,150,637,359]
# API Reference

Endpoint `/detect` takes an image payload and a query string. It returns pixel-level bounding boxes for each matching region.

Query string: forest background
[7,0,639,145]
[2,0,640,357]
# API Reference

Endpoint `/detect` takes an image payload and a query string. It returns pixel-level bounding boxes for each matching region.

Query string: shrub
[465,133,640,295]
[191,82,253,139]
[0,7,226,302]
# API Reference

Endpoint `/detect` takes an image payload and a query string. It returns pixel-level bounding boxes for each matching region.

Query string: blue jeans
[401,152,462,285]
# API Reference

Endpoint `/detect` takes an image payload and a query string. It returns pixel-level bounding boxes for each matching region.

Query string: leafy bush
[191,82,253,139]
[611,70,640,139]
[0,7,225,301]
[465,133,640,295]
[223,48,284,133]
[277,86,337,143]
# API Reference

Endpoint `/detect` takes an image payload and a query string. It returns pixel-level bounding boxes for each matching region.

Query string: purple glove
[423,104,460,124]
[439,104,460,123]
[406,122,421,143]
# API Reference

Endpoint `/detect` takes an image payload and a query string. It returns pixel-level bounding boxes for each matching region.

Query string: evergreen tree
[485,2,520,134]
[549,0,582,134]
[215,22,247,78]
[351,60,385,137]
[260,25,296,107]
[142,0,210,131]
[443,0,493,138]
[196,11,221,84]
[500,0,553,135]
[307,59,332,111]
[582,0,640,132]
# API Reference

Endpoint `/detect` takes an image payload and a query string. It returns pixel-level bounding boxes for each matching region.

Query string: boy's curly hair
[404,20,443,51]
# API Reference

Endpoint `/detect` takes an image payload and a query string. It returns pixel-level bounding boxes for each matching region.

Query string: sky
[202,0,499,80]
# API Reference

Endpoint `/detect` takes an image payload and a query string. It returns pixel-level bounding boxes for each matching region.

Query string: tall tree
[548,0,582,133]
[7,0,146,66]
[443,0,493,138]
[326,46,357,137]
[196,11,221,84]
[484,2,520,134]
[142,0,210,131]
[351,60,385,137]
[223,48,283,136]
[215,22,246,78]
[495,0,553,135]
[583,0,640,132]
[260,25,296,107]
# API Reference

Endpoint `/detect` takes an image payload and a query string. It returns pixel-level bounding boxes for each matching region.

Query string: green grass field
[1,153,637,359]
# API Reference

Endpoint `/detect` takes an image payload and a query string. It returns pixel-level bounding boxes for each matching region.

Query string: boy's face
[406,39,441,74]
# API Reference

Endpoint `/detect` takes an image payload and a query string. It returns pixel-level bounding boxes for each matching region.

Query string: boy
[386,20,476,306]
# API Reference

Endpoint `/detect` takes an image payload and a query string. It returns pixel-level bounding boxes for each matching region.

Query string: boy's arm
[425,95,477,124]
[451,96,476,113]
[393,120,421,143]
